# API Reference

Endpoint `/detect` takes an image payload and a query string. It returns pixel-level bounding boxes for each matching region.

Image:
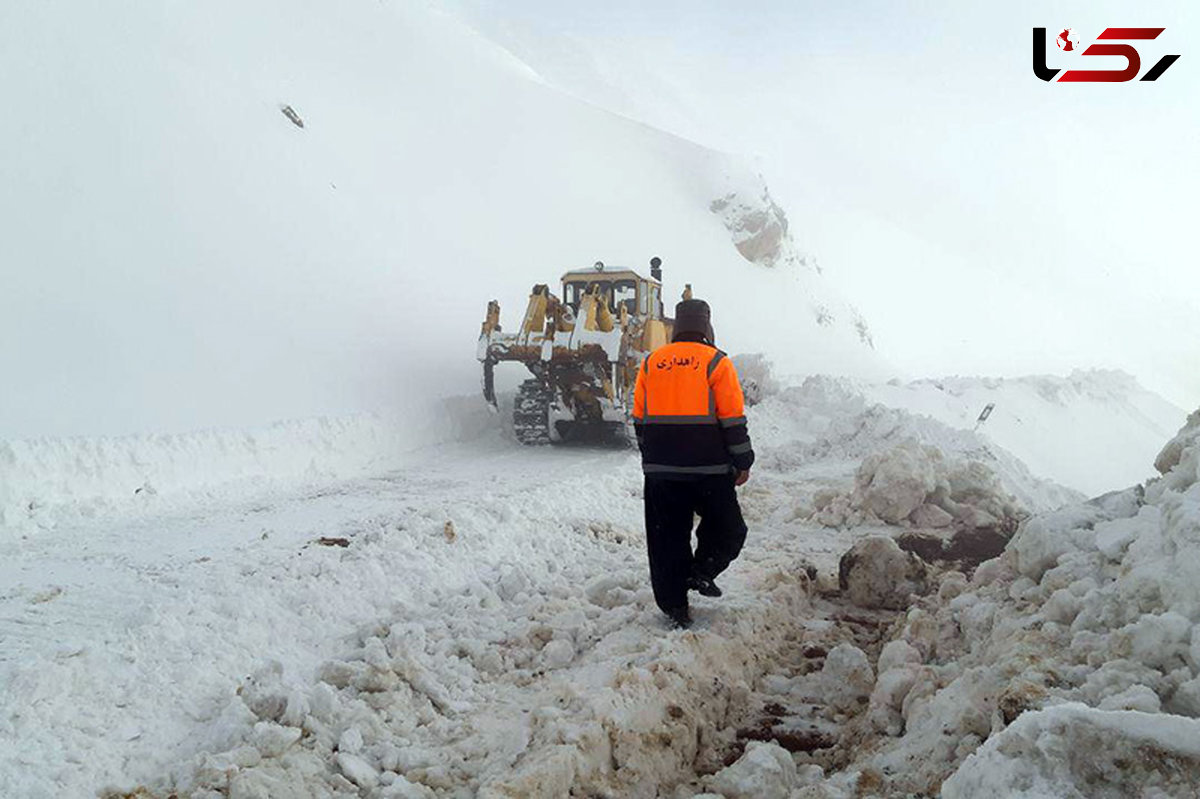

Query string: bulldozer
[478,257,682,445]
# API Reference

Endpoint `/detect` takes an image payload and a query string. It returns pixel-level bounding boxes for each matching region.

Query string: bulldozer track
[513,378,554,445]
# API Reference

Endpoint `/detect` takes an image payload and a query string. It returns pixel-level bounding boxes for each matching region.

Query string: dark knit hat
[673,299,715,344]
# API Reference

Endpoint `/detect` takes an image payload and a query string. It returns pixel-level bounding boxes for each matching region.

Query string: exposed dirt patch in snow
[703,406,1200,798]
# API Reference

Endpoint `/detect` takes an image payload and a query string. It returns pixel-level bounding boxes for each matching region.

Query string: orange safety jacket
[632,341,755,477]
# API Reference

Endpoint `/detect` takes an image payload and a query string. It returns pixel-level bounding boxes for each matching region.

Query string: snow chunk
[911,502,954,528]
[540,638,575,669]
[854,440,941,523]
[337,752,380,788]
[582,572,639,610]
[877,640,923,675]
[1171,676,1200,718]
[1094,516,1143,559]
[338,726,364,754]
[1042,588,1082,625]
[868,664,923,737]
[240,661,289,723]
[819,644,876,712]
[1114,611,1192,671]
[706,740,797,799]
[1097,684,1161,713]
[250,721,302,758]
[1009,502,1118,581]
[937,571,968,602]
[839,536,929,610]
[380,774,436,798]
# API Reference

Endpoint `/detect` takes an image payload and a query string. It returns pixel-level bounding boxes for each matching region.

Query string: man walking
[632,298,754,629]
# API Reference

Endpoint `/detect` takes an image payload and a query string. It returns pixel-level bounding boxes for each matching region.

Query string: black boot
[687,573,722,598]
[665,606,693,629]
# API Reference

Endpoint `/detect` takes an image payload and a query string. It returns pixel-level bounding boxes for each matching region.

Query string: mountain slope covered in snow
[865,370,1187,496]
[0,0,880,532]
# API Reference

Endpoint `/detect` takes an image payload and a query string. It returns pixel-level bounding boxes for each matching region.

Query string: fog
[455,0,1200,407]
[2,1,1194,444]
[0,0,878,440]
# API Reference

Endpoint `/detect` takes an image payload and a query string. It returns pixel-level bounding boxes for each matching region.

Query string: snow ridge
[0,397,493,543]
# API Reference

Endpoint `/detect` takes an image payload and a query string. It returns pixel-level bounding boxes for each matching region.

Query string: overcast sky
[454,0,1199,407]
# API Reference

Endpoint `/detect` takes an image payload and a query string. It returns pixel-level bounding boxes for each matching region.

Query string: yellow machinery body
[477,261,674,445]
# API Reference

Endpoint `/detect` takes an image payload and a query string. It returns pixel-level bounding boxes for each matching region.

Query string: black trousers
[643,474,748,613]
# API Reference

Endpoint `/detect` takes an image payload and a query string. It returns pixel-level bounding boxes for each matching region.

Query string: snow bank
[0,396,493,541]
[753,377,1081,524]
[782,406,1200,795]
[849,438,1022,529]
[867,370,1187,496]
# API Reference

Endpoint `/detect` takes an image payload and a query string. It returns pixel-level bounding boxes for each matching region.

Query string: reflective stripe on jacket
[632,341,755,477]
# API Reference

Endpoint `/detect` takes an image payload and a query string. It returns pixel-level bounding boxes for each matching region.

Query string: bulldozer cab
[561,265,663,320]
[563,278,637,315]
